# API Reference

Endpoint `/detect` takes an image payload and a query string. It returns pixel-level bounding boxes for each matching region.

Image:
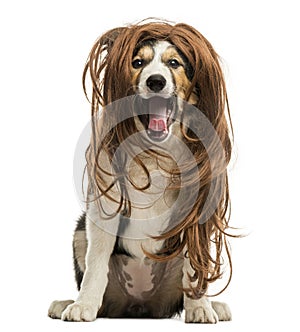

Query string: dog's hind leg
[73,213,88,290]
[48,214,87,320]
[48,300,74,319]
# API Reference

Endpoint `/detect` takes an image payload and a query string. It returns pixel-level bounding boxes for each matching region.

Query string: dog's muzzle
[136,96,176,142]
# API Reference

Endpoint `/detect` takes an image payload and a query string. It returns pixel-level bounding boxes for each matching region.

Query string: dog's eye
[132,59,144,69]
[168,59,180,69]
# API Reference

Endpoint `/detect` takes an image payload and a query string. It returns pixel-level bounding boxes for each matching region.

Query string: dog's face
[131,40,197,142]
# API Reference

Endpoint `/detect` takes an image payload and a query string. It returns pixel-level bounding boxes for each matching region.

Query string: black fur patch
[73,213,86,290]
[75,212,86,231]
[112,237,132,257]
[176,48,194,81]
[133,39,155,57]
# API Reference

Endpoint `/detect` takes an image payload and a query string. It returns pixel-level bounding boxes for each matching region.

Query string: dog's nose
[146,75,166,92]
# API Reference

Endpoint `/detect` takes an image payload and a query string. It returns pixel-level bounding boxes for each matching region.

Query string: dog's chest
[126,154,179,220]
[116,154,179,250]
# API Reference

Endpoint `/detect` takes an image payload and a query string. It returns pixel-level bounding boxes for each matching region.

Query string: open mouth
[136,96,176,142]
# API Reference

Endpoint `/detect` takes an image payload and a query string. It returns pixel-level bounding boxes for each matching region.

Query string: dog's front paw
[185,302,218,323]
[61,302,97,322]
[48,300,74,319]
[211,301,232,321]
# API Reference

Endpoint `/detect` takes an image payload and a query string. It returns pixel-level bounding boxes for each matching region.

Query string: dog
[48,20,233,323]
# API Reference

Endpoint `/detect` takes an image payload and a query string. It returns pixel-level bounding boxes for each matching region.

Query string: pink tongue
[148,97,168,132]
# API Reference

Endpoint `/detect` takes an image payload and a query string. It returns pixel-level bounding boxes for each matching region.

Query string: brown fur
[83,19,234,299]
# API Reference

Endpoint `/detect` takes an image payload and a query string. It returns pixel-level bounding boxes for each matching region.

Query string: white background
[0,0,299,331]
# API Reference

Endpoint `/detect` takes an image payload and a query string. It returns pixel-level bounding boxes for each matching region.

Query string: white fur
[138,41,174,98]
[119,156,173,258]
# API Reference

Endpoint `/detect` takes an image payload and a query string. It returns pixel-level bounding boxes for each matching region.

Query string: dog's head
[131,39,198,142]
[84,21,230,147]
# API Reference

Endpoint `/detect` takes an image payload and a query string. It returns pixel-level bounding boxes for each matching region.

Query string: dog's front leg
[182,256,231,323]
[62,216,116,322]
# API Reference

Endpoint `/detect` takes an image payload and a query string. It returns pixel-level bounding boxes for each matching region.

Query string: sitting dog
[48,20,233,323]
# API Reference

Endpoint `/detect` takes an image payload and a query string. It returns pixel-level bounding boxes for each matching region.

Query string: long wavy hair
[83,19,234,299]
